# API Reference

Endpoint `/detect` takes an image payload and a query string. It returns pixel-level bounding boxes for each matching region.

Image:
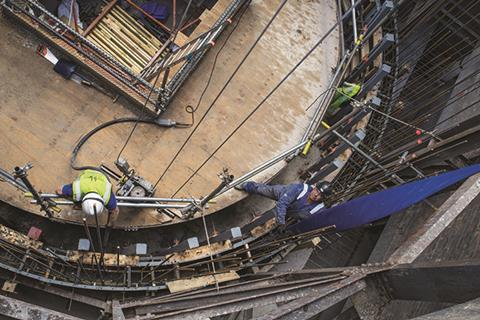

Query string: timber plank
[166,271,240,293]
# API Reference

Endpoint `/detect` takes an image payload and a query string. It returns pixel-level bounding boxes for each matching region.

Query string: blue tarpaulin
[140,2,169,21]
[290,164,480,233]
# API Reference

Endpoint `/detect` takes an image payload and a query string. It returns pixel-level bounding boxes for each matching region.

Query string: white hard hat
[81,193,105,216]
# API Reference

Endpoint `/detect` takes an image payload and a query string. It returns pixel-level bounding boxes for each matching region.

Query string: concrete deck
[0,0,339,227]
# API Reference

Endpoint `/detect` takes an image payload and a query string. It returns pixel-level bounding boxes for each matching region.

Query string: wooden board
[0,225,43,250]
[66,251,140,266]
[250,218,277,237]
[166,270,239,293]
[168,241,232,264]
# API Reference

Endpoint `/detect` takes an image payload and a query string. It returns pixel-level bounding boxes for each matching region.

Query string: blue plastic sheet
[290,164,480,233]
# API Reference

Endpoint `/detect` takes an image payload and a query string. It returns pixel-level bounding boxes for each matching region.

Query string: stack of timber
[165,0,231,81]
[85,4,164,74]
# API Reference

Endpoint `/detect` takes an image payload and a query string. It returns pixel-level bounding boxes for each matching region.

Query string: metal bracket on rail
[13,163,58,218]
[181,168,234,219]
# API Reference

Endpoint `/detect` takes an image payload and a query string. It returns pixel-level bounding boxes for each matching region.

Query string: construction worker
[326,82,361,124]
[56,169,119,216]
[236,181,332,225]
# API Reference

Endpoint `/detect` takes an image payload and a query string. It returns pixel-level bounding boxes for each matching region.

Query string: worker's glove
[277,224,287,234]
[274,213,285,226]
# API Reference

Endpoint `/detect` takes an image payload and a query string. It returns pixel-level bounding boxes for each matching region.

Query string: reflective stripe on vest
[296,184,309,200]
[103,180,112,204]
[73,179,82,202]
[310,202,325,214]
[72,170,111,204]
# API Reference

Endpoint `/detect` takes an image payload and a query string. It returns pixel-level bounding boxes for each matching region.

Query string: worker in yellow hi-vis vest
[56,170,119,216]
[326,82,361,124]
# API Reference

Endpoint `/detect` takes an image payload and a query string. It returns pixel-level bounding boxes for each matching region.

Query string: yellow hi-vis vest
[72,170,112,204]
[330,83,362,110]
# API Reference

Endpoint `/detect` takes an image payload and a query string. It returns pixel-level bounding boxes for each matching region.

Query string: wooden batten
[83,0,118,36]
[166,270,240,293]
[66,251,140,266]
[0,225,43,250]
[84,3,164,75]
[103,16,154,60]
[96,24,146,69]
[111,7,161,47]
[168,241,233,264]
[109,10,161,49]
[250,218,277,237]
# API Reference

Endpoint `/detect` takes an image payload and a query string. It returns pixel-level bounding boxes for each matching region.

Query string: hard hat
[315,181,332,197]
[81,193,105,216]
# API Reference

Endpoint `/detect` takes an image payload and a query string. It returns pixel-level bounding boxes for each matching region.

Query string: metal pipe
[179,18,201,32]
[323,122,403,184]
[0,167,27,191]
[301,51,351,143]
[336,0,345,57]
[182,169,233,217]
[33,193,199,203]
[82,218,104,284]
[172,0,177,30]
[218,141,309,194]
[30,200,189,209]
[217,109,361,195]
[351,0,358,43]
[93,207,105,268]
[14,164,53,217]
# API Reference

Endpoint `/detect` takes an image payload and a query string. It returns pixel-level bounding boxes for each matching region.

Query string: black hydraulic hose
[71,117,189,171]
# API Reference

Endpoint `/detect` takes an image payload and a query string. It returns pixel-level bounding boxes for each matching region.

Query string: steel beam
[366,1,394,33]
[409,297,480,320]
[348,33,395,81]
[387,172,480,264]
[0,294,82,320]
[132,276,354,320]
[0,273,107,310]
[256,277,366,320]
[357,64,392,98]
[351,273,392,320]
[112,300,126,320]
[132,275,346,316]
[383,260,480,303]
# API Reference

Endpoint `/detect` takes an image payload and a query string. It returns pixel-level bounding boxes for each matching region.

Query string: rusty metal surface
[0,293,83,320]
[387,174,480,264]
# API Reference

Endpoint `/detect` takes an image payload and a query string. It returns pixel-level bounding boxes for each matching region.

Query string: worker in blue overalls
[236,181,332,225]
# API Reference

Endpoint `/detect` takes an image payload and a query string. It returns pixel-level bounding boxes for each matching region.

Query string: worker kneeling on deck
[56,170,119,216]
[236,181,332,225]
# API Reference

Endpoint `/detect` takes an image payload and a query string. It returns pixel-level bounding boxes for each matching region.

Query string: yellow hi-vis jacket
[72,170,112,204]
[330,82,362,111]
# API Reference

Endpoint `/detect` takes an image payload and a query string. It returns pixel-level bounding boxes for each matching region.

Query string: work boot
[234,182,248,191]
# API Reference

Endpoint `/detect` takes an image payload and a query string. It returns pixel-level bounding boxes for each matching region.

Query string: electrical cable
[70,117,185,171]
[152,0,288,189]
[114,70,164,163]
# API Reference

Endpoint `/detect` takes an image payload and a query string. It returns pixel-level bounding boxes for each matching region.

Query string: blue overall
[243,182,325,224]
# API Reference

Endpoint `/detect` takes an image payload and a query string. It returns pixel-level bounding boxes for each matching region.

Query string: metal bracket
[14,163,55,218]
